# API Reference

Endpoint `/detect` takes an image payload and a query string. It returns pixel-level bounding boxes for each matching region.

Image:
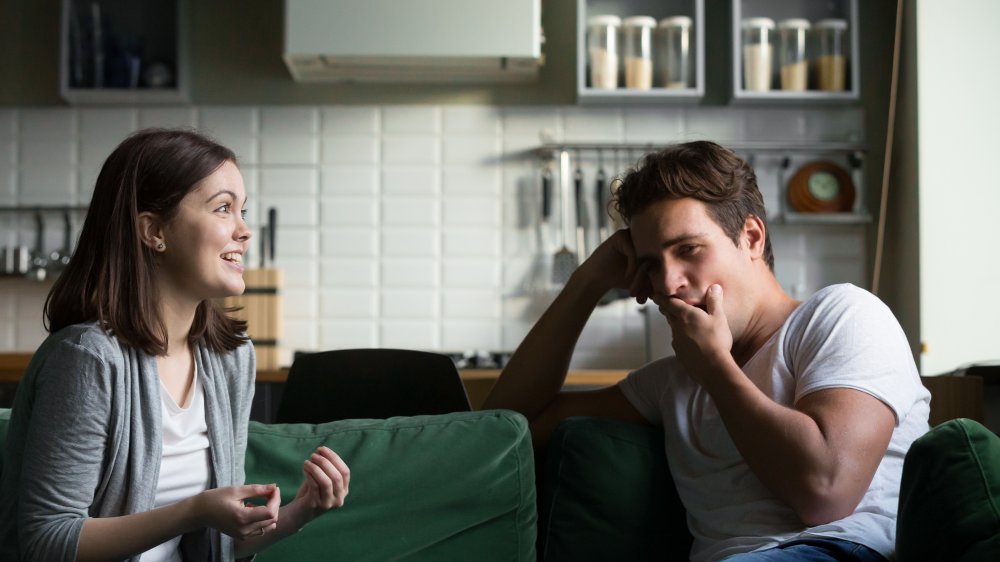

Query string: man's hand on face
[660,284,734,384]
[578,229,653,303]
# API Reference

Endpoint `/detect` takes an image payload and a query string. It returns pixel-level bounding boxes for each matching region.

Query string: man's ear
[743,214,766,261]
[137,211,165,252]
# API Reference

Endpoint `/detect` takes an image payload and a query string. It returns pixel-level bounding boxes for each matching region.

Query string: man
[483,141,930,561]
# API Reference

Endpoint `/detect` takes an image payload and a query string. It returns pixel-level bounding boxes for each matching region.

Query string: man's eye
[679,245,697,256]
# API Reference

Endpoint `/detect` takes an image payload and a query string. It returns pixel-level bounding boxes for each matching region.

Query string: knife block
[220,268,283,370]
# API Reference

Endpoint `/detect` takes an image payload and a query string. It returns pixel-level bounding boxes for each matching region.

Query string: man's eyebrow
[636,233,707,262]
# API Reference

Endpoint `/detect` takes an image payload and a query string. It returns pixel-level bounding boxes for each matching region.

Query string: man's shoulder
[794,283,886,323]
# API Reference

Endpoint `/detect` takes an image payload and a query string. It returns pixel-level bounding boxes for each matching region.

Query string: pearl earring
[156,243,165,251]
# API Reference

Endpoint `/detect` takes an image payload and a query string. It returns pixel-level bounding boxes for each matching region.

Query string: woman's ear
[743,214,766,261]
[137,212,166,252]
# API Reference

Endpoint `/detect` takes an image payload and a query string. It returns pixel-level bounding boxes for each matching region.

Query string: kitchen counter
[0,353,629,410]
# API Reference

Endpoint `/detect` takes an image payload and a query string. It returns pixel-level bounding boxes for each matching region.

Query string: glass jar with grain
[777,18,810,91]
[815,19,848,91]
[622,16,656,90]
[656,16,692,89]
[741,17,775,92]
[587,15,622,90]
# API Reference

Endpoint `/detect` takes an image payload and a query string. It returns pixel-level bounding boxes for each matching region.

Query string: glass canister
[622,16,656,90]
[657,16,692,89]
[777,18,811,91]
[815,19,848,91]
[741,17,775,92]
[587,15,621,90]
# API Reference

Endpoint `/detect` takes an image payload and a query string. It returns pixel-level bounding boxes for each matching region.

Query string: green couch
[3,409,999,561]
[537,416,1000,562]
[0,408,537,561]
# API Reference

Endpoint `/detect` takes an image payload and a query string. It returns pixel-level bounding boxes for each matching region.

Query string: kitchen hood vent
[284,0,543,83]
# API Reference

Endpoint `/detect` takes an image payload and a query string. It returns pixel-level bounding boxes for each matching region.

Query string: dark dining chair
[274,348,472,424]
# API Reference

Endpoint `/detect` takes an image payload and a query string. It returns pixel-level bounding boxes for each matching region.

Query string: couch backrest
[245,409,537,561]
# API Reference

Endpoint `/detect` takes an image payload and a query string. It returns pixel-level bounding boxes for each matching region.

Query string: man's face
[630,198,754,336]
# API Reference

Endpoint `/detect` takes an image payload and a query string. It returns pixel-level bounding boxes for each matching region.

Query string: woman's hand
[191,483,281,539]
[290,446,351,523]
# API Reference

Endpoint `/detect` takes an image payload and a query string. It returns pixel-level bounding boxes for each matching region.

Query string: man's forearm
[702,360,892,526]
[481,270,607,418]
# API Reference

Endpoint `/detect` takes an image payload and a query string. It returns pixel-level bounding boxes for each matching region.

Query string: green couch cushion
[898,418,1000,561]
[538,416,692,562]
[246,409,536,561]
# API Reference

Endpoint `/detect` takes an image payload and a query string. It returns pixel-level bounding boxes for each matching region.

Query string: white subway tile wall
[0,105,868,369]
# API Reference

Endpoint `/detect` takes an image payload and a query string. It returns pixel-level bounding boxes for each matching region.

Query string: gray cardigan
[0,322,256,561]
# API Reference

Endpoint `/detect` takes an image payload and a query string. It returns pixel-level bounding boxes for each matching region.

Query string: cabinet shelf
[775,211,871,225]
[577,0,704,103]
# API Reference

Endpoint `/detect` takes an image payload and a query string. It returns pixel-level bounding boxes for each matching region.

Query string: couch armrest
[898,418,1000,561]
[538,416,692,561]
[246,410,536,561]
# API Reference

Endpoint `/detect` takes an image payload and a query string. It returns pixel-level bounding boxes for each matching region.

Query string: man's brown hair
[611,141,774,269]
[44,128,249,355]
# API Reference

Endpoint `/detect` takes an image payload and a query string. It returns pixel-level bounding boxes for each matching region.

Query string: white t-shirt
[140,367,212,562]
[619,284,930,562]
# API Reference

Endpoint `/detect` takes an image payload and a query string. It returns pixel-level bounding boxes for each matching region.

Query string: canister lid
[777,18,812,30]
[622,15,657,28]
[741,17,776,29]
[815,18,848,30]
[658,16,693,28]
[587,15,622,27]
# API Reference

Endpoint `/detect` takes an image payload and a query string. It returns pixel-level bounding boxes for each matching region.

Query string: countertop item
[0,353,629,386]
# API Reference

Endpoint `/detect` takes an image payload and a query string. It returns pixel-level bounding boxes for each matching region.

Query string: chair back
[275,348,471,423]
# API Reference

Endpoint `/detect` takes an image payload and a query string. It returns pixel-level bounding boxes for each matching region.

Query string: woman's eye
[679,245,697,256]
[240,208,248,219]
[214,203,231,213]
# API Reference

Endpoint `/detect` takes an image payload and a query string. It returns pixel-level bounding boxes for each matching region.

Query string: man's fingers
[706,284,723,316]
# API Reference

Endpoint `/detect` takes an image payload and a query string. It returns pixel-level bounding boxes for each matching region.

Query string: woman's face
[157,160,251,306]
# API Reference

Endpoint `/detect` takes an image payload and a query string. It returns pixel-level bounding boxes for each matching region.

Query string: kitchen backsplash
[0,105,866,368]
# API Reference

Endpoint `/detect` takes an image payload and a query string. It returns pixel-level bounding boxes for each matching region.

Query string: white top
[619,284,930,562]
[658,16,693,29]
[622,15,657,29]
[140,367,212,562]
[777,18,812,30]
[742,17,776,29]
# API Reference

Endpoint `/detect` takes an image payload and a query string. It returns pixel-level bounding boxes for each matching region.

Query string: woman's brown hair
[44,128,249,355]
[612,140,774,270]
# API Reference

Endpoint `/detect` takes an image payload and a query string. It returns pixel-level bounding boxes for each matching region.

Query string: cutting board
[220,268,283,370]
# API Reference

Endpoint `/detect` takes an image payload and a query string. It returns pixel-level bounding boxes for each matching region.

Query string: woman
[0,129,350,561]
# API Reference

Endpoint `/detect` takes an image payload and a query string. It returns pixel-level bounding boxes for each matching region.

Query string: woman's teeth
[221,252,242,263]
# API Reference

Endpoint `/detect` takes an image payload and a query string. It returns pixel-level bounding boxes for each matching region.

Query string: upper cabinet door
[60,0,189,105]
[283,0,543,83]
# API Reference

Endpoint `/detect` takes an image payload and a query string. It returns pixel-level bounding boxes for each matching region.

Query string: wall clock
[787,160,855,213]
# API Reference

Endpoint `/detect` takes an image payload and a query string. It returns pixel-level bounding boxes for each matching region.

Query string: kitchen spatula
[552,151,577,285]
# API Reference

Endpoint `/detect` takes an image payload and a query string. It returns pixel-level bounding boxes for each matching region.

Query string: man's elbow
[792,485,864,527]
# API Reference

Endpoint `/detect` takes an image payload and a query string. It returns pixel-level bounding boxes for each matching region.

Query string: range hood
[284,0,543,83]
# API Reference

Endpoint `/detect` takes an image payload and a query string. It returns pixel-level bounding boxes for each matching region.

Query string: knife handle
[267,207,277,264]
[542,168,553,220]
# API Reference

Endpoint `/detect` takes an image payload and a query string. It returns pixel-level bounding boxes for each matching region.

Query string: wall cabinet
[59,0,189,104]
[732,0,859,102]
[577,0,705,103]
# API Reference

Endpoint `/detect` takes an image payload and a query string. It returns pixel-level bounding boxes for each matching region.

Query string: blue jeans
[722,538,888,562]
